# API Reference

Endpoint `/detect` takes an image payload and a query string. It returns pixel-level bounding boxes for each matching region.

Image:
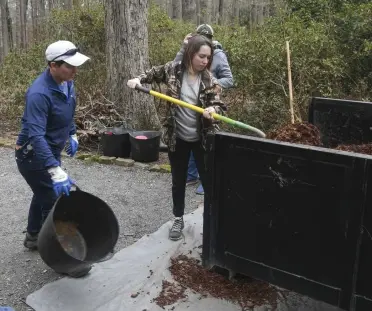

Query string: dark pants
[15,150,58,234]
[168,138,207,217]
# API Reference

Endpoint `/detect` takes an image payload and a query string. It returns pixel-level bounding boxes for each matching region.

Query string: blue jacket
[174,40,234,89]
[16,68,77,169]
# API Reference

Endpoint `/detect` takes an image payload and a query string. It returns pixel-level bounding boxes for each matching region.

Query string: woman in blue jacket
[15,40,89,263]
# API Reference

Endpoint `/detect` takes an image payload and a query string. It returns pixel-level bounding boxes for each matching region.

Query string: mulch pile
[335,143,372,155]
[267,121,372,155]
[267,122,322,147]
[153,254,281,309]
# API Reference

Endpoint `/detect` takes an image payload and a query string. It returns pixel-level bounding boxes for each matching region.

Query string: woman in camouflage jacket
[127,35,226,241]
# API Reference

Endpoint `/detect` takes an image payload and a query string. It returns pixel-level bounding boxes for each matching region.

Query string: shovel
[135,85,266,138]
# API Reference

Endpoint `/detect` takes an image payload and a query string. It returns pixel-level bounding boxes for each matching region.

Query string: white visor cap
[45,40,90,66]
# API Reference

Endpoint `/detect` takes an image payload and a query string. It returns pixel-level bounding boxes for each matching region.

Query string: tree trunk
[39,0,45,18]
[200,0,212,24]
[218,0,223,24]
[182,0,196,22]
[195,0,200,24]
[250,0,256,30]
[48,0,58,11]
[220,0,233,23]
[166,0,173,18]
[5,0,12,51]
[20,0,28,49]
[172,0,182,19]
[64,0,73,10]
[211,0,219,23]
[232,0,240,23]
[31,0,39,42]
[0,0,10,57]
[104,0,161,130]
[38,0,46,38]
[257,2,263,25]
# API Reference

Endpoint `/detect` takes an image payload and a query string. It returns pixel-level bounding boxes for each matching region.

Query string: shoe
[196,184,204,195]
[23,232,38,250]
[169,217,184,241]
[186,179,198,186]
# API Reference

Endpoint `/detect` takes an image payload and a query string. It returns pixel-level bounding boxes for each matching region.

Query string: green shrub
[0,4,106,122]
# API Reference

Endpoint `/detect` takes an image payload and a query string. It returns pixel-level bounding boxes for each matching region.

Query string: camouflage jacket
[137,61,227,152]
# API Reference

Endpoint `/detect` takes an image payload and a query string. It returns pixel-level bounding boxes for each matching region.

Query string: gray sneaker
[169,217,184,241]
[24,232,38,250]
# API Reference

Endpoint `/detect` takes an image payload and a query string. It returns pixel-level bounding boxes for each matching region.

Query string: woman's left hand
[214,84,222,95]
[203,107,216,119]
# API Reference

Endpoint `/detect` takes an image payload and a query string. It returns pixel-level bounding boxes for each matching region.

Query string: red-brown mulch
[334,143,372,155]
[266,122,323,147]
[152,280,188,308]
[267,122,372,156]
[153,254,282,310]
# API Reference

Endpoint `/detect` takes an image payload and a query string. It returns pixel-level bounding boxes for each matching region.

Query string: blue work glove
[66,134,78,157]
[48,166,75,197]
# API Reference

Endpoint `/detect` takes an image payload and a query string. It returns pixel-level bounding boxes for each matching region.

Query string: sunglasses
[50,48,80,62]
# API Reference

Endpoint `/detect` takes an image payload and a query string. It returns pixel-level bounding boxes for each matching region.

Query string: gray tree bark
[105,0,161,130]
[218,0,223,24]
[48,0,58,11]
[39,0,45,17]
[145,0,276,24]
[211,0,219,23]
[5,0,12,51]
[172,0,182,19]
[199,0,212,23]
[64,0,73,10]
[19,0,28,48]
[0,0,10,57]
[232,0,240,22]
[182,0,196,22]
[31,0,39,42]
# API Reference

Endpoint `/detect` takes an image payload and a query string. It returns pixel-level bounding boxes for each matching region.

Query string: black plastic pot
[129,130,161,162]
[37,187,119,276]
[101,127,131,158]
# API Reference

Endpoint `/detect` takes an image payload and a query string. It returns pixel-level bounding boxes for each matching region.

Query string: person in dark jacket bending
[15,40,89,269]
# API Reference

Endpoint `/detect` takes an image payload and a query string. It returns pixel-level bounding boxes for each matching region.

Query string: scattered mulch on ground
[267,122,322,147]
[335,143,372,155]
[161,254,281,310]
[152,280,187,308]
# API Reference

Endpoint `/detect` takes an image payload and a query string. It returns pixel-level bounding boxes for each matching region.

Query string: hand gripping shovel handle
[134,85,266,138]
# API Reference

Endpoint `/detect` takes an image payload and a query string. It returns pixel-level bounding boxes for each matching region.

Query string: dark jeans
[15,149,58,234]
[168,138,207,217]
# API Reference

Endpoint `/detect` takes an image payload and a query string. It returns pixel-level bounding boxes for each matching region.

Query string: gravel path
[0,147,203,311]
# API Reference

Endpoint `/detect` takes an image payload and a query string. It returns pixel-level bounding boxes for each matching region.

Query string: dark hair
[182,35,214,71]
